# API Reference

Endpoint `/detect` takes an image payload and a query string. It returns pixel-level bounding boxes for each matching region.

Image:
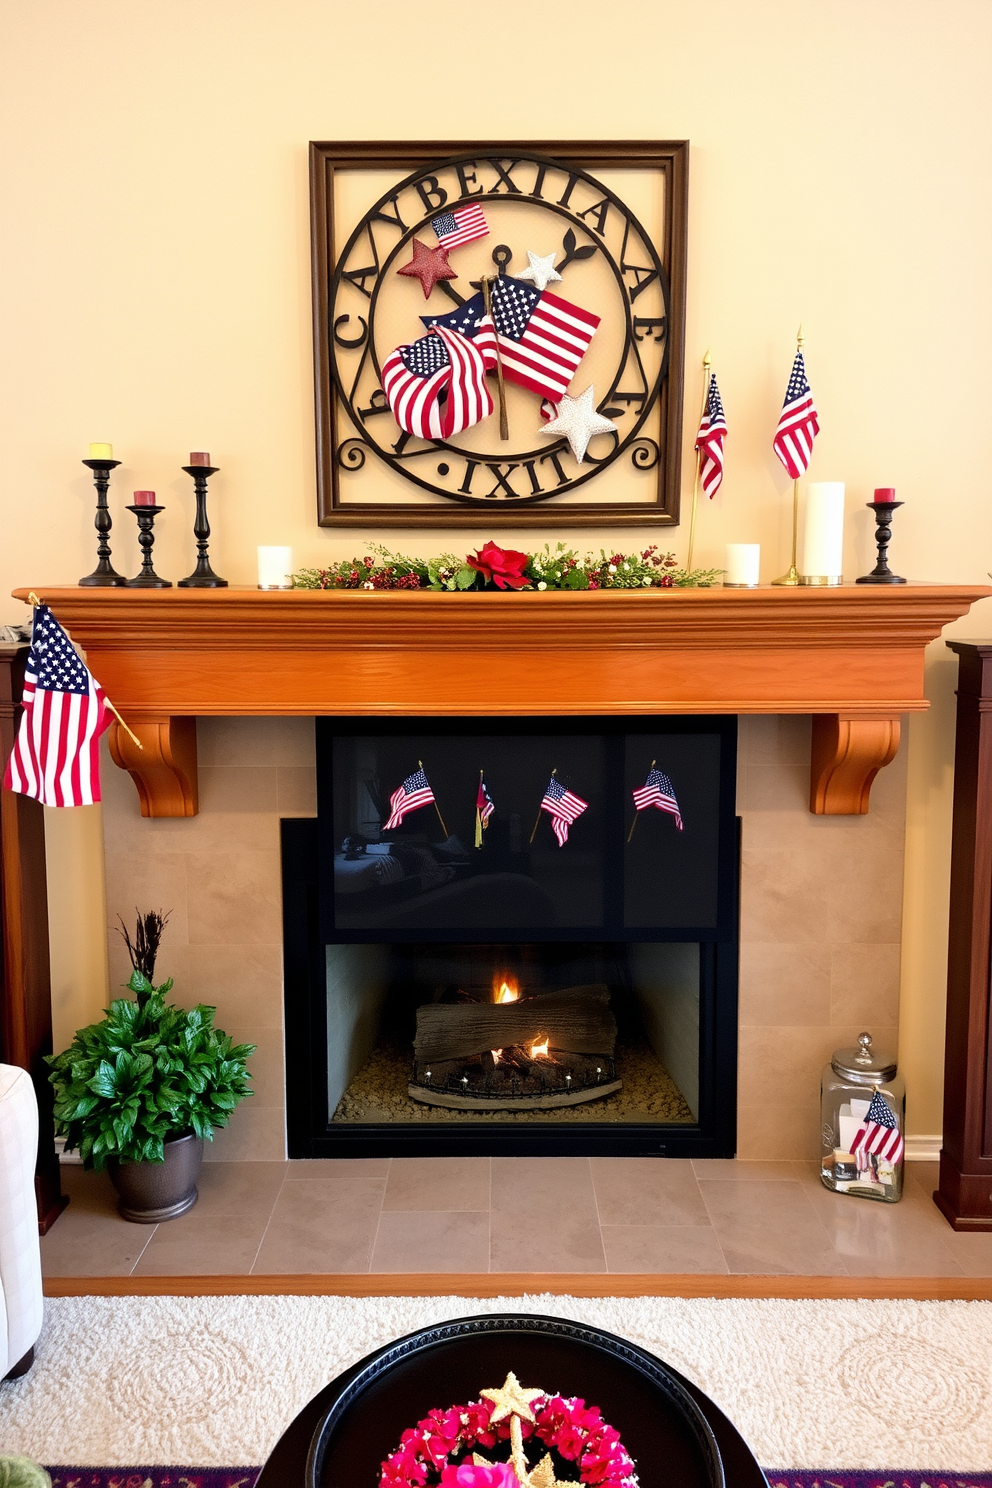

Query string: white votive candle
[724,544,760,587]
[257,545,294,589]
[802,482,845,582]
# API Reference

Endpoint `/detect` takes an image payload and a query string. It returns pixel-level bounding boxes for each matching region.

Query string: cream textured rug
[1,1293,990,1471]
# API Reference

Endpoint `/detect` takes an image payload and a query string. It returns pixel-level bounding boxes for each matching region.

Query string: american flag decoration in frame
[310,141,688,528]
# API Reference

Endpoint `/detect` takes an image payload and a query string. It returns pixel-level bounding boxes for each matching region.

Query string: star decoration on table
[540,386,619,463]
[481,1371,544,1424]
[397,238,458,299]
[515,249,562,292]
[473,1450,577,1488]
[529,1454,579,1488]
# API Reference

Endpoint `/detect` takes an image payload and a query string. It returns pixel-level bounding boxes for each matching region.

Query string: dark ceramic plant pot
[107,1131,203,1223]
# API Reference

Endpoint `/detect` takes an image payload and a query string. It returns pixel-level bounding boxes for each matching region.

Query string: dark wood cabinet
[937,641,992,1228]
[0,643,67,1232]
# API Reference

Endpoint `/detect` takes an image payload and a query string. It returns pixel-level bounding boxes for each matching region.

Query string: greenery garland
[293,542,723,592]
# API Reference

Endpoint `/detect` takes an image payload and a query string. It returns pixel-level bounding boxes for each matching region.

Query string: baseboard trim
[42,1273,992,1301]
[905,1135,942,1162]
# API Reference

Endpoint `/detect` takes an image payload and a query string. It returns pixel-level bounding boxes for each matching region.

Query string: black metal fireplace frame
[283,715,740,1158]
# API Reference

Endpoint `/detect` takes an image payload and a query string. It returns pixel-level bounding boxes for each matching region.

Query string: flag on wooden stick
[3,603,111,807]
[424,275,600,403]
[383,767,436,830]
[851,1089,904,1166]
[474,774,495,848]
[632,767,683,831]
[539,775,588,847]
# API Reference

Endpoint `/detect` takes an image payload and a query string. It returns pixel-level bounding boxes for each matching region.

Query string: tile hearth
[40,1157,992,1280]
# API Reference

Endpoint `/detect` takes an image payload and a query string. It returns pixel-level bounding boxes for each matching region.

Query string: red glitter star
[397,238,458,299]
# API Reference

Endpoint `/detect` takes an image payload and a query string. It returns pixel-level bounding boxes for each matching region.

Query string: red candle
[189,451,211,466]
[132,490,157,506]
[871,487,896,504]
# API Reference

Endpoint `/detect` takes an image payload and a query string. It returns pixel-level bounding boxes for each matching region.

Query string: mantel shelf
[13,583,991,818]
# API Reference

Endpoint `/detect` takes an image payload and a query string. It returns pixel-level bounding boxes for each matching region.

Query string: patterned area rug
[3,1295,990,1472]
[44,1476,260,1487]
[37,1473,992,1488]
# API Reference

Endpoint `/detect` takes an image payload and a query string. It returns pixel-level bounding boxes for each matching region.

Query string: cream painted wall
[2,2,990,1134]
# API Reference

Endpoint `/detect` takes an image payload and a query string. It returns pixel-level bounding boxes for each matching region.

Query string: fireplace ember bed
[409,979,621,1111]
[282,715,740,1158]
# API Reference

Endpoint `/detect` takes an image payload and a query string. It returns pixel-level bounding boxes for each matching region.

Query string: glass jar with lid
[820,1031,905,1202]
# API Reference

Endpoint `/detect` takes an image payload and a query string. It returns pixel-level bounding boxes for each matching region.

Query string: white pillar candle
[257,545,294,589]
[724,543,760,587]
[802,482,845,581]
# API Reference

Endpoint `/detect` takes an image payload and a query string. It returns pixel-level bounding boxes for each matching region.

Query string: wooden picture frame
[310,141,688,529]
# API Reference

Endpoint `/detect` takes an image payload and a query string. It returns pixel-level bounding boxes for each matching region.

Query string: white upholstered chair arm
[0,1063,44,1376]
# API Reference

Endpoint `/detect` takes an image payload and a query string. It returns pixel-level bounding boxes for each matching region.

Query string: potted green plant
[47,911,255,1222]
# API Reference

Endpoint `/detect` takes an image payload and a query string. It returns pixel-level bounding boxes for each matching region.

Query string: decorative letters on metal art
[310,142,688,528]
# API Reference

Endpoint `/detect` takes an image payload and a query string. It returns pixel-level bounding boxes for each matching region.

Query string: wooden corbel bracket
[809,713,901,815]
[108,715,198,818]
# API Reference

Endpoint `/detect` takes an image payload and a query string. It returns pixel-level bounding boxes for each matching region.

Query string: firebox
[283,717,739,1157]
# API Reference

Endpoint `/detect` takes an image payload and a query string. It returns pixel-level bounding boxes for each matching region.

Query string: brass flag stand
[772,326,806,587]
[685,351,712,575]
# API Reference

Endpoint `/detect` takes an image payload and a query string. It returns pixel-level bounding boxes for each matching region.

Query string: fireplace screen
[320,723,732,940]
[283,717,738,1157]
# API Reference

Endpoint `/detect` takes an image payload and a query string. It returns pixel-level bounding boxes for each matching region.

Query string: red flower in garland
[466,541,531,591]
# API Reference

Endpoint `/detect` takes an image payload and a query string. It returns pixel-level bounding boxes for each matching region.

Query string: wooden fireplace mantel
[13,583,990,818]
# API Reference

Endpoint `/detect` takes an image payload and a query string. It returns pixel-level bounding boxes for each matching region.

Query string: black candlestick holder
[178,464,227,587]
[125,504,172,588]
[856,500,906,584]
[79,459,127,586]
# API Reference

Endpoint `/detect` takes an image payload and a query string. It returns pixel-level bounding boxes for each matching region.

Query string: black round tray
[299,1313,731,1488]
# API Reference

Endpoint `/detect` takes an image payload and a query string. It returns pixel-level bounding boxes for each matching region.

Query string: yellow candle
[88,442,113,458]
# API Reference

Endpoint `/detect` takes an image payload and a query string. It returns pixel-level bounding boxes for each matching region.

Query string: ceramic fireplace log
[413,985,617,1063]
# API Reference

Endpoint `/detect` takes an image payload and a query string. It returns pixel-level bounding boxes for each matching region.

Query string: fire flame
[529,1036,550,1059]
[494,977,519,1004]
[491,975,521,1063]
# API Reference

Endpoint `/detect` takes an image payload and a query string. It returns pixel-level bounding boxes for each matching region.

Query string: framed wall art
[310,141,688,529]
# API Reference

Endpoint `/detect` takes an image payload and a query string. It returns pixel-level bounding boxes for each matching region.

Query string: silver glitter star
[515,249,562,292]
[540,386,618,463]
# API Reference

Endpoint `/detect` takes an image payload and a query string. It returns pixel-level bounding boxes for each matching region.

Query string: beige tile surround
[98,714,906,1162]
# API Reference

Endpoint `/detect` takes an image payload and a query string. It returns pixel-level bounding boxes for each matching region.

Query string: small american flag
[381,324,493,441]
[3,603,111,807]
[424,275,600,403]
[431,204,489,250]
[773,349,820,479]
[384,768,435,831]
[540,775,588,847]
[474,775,495,848]
[695,372,727,498]
[632,768,683,831]
[851,1090,904,1166]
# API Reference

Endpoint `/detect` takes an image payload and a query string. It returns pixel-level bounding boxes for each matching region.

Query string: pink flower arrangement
[380,1392,638,1488]
[442,1464,519,1488]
